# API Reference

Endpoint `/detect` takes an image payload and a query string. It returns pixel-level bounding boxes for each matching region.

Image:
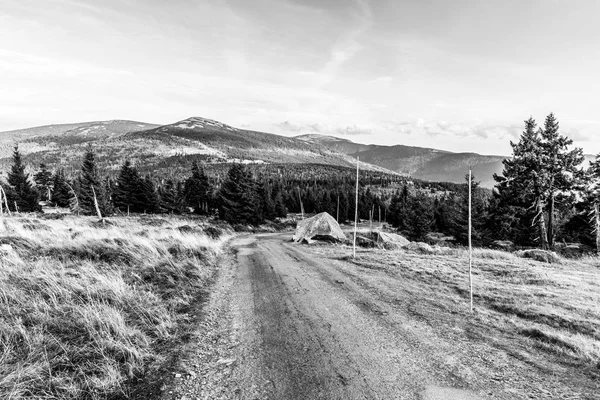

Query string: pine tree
[33,163,53,201]
[183,162,211,214]
[6,145,40,212]
[51,169,71,208]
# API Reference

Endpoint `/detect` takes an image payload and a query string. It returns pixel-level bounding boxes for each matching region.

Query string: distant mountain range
[0,117,395,178]
[0,117,594,187]
[295,134,596,188]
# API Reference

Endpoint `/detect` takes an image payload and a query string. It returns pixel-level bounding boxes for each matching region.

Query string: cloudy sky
[1,0,599,155]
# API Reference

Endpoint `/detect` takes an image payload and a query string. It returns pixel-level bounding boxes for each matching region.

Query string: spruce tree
[7,145,40,212]
[218,164,261,224]
[585,154,600,253]
[493,118,548,247]
[113,160,143,213]
[183,162,211,214]
[407,192,433,241]
[33,163,53,201]
[51,169,71,208]
[140,176,160,213]
[79,146,108,216]
[449,173,488,246]
[159,179,183,214]
[539,113,584,248]
[260,180,276,220]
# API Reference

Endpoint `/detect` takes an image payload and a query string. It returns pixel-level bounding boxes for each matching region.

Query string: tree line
[1,113,599,252]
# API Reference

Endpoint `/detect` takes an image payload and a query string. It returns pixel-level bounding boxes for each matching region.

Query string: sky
[1,0,599,155]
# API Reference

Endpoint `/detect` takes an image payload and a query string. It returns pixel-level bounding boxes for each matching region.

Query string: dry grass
[325,244,600,371]
[0,215,232,399]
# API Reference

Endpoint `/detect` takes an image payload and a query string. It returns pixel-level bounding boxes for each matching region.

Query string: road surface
[167,233,594,399]
[227,233,488,400]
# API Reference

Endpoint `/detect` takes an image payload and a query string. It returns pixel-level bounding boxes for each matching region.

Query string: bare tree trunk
[91,186,104,225]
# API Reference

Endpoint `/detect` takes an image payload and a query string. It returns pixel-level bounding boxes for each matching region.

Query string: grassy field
[309,244,600,388]
[0,214,232,399]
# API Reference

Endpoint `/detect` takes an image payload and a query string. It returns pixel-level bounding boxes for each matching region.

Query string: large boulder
[293,212,346,244]
[378,232,410,249]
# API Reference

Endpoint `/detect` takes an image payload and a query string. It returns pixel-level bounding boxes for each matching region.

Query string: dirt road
[164,233,595,399]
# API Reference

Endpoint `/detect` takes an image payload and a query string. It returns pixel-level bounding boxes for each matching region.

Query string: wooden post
[297,187,304,220]
[595,203,600,255]
[353,157,359,258]
[14,202,19,214]
[468,168,473,312]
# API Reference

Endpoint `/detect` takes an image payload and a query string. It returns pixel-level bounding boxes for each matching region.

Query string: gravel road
[164,233,590,400]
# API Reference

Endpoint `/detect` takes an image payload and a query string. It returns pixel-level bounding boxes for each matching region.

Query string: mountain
[0,117,397,179]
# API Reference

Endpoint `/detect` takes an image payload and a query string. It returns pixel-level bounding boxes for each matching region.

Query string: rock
[404,242,433,254]
[492,240,515,250]
[377,232,410,249]
[515,249,561,263]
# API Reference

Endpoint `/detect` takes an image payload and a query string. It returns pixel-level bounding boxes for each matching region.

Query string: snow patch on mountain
[170,117,238,131]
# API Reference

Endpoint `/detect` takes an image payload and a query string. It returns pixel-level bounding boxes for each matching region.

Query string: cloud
[317,0,372,86]
[275,121,372,136]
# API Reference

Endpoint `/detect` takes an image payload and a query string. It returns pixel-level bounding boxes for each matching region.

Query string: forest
[1,113,599,253]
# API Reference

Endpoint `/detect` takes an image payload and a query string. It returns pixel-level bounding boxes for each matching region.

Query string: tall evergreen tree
[218,164,261,224]
[51,169,71,208]
[113,160,143,213]
[407,193,434,241]
[6,145,40,212]
[79,146,109,216]
[183,162,212,214]
[159,179,183,214]
[33,163,53,201]
[449,174,488,246]
[539,113,584,248]
[494,118,548,247]
[585,154,600,253]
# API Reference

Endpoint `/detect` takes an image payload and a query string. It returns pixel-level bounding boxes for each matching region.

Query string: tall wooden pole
[468,168,473,312]
[353,157,359,258]
[297,187,304,220]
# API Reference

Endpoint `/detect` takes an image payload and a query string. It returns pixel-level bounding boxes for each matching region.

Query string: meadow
[309,242,600,394]
[0,214,231,399]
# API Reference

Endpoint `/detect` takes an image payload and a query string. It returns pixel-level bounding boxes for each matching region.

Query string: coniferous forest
[2,113,599,252]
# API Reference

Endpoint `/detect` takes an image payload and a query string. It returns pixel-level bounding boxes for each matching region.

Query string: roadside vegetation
[319,243,600,375]
[0,215,232,399]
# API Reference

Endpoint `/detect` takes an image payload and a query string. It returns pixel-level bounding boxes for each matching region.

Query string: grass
[0,215,232,399]
[318,243,600,372]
